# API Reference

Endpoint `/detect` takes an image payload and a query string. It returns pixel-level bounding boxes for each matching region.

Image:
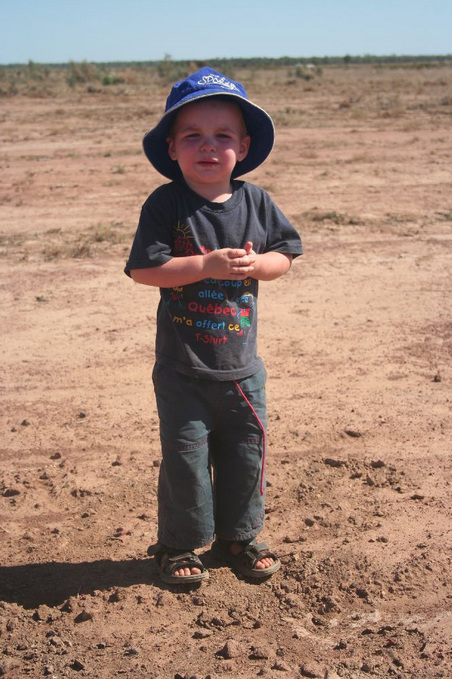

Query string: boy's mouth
[197,159,219,167]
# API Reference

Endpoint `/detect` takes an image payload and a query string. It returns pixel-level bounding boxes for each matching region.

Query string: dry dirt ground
[0,64,451,678]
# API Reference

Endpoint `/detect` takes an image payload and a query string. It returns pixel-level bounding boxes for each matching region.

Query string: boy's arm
[130,255,205,287]
[250,251,292,281]
[130,247,256,287]
[244,241,293,281]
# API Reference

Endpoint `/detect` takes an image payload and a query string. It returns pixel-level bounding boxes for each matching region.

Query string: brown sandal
[154,545,209,584]
[212,538,281,579]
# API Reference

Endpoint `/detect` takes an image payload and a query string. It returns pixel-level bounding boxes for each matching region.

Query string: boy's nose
[200,136,216,151]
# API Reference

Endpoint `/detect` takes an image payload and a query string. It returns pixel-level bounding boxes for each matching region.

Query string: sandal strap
[156,548,205,576]
[238,541,276,568]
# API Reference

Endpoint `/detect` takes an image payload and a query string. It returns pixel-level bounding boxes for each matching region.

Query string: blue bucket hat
[143,67,275,180]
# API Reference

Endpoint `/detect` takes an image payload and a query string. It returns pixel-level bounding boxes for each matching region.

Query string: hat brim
[142,93,274,181]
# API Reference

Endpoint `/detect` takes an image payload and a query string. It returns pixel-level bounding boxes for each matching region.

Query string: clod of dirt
[113,527,129,537]
[355,588,370,600]
[300,665,320,679]
[272,660,292,671]
[249,646,269,660]
[70,659,85,671]
[192,630,212,639]
[217,639,243,659]
[107,589,122,603]
[344,429,362,438]
[74,610,93,623]
[283,534,305,544]
[124,647,139,656]
[323,458,347,468]
[299,662,323,677]
[2,487,21,498]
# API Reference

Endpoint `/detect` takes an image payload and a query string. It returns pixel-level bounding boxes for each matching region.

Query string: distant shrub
[101,73,123,86]
[157,54,189,84]
[295,65,314,81]
[66,61,96,87]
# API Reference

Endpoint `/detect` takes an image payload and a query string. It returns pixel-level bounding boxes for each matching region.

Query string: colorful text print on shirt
[167,223,256,346]
[170,277,255,345]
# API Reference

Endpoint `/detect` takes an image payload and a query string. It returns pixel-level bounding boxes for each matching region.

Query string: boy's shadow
[0,546,215,609]
[0,554,157,609]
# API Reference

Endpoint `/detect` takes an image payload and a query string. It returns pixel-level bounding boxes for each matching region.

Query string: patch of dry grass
[0,223,133,262]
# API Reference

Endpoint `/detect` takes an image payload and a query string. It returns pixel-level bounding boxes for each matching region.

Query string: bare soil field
[0,63,451,678]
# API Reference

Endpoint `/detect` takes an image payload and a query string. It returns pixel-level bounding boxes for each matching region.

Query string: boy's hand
[244,240,256,258]
[203,242,256,280]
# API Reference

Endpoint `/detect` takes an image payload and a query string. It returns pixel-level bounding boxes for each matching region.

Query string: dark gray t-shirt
[125,179,303,380]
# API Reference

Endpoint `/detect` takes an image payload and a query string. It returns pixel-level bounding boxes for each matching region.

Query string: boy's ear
[238,135,251,161]
[167,137,177,161]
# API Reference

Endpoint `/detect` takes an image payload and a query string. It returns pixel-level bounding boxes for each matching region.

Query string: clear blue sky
[1,0,450,65]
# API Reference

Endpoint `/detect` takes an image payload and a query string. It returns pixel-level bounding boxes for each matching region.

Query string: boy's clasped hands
[203,240,256,280]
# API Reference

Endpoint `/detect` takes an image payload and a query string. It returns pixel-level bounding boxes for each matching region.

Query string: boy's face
[167,99,250,196]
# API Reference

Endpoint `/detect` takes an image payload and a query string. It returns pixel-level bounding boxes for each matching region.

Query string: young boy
[125,67,302,584]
